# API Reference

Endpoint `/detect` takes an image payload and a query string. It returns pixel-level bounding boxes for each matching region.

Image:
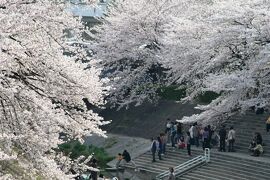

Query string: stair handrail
[156,148,210,180]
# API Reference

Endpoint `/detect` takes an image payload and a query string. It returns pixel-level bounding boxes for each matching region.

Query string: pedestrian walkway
[123,146,270,180]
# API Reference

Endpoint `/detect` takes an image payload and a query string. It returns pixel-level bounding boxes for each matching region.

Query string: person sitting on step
[251,143,264,157]
[177,136,186,149]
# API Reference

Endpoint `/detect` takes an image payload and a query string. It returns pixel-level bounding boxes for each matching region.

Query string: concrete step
[202,163,270,178]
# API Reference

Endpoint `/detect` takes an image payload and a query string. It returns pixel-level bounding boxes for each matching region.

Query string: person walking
[228,126,236,152]
[168,167,176,180]
[186,132,191,156]
[150,138,157,162]
[219,125,227,152]
[122,150,139,171]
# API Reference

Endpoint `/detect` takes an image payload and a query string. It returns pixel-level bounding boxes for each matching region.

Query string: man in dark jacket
[122,150,138,171]
[219,125,227,152]
[122,150,131,162]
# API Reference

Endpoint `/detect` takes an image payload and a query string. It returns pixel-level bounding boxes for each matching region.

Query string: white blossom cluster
[92,0,172,108]
[0,0,108,179]
[93,0,270,124]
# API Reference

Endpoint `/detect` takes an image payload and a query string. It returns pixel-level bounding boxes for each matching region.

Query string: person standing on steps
[165,119,172,144]
[208,125,214,148]
[186,131,192,156]
[168,167,176,180]
[176,122,182,142]
[157,136,163,160]
[219,125,227,152]
[170,122,177,148]
[189,124,194,145]
[228,126,236,152]
[160,133,166,155]
[193,122,199,147]
[150,137,157,162]
[202,127,209,150]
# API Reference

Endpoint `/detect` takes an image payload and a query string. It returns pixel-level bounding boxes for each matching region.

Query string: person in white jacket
[228,126,236,152]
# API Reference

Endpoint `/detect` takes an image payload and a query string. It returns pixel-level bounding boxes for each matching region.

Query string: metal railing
[155,148,210,180]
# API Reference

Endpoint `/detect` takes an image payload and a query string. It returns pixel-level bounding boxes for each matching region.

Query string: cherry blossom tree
[93,0,270,124]
[164,0,270,124]
[92,0,178,108]
[0,0,108,179]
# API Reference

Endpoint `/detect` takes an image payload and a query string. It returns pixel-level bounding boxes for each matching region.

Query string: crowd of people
[150,119,227,162]
[149,116,270,162]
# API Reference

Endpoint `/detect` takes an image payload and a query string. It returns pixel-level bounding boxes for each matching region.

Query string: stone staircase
[124,147,206,178]
[125,145,270,180]
[179,151,270,180]
[123,111,270,180]
[128,147,201,172]
[223,111,270,157]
